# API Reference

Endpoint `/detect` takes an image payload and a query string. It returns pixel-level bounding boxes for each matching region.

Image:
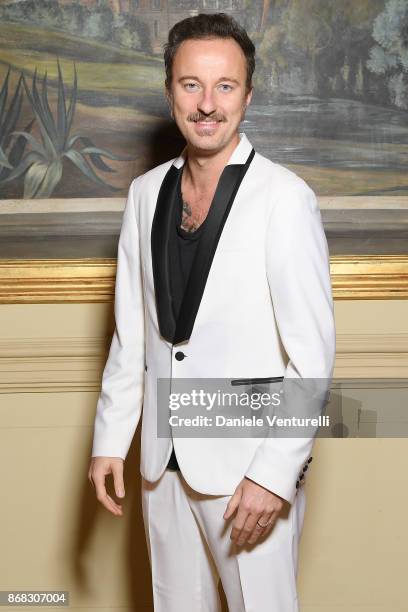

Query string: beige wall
[0,299,407,611]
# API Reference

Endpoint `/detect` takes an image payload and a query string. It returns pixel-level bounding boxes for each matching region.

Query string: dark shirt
[166,167,208,471]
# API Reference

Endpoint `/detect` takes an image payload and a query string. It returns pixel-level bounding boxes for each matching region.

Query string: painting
[0,0,407,259]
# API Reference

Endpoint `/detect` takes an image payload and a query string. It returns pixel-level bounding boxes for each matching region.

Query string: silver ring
[256,519,270,528]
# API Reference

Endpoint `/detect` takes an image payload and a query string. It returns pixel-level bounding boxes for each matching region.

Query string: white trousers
[141,469,306,612]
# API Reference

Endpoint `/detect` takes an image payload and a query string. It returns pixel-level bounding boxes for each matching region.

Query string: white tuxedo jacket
[91,131,336,505]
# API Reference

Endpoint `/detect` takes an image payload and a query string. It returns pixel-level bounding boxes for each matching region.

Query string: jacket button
[303,464,308,472]
[299,473,304,480]
[175,351,185,361]
[308,456,313,463]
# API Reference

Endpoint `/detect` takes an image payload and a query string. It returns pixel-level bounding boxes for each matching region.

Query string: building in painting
[58,0,121,11]
[121,1,246,53]
[60,0,245,54]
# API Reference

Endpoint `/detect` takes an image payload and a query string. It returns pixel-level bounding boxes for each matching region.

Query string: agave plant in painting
[1,59,135,198]
[0,68,34,188]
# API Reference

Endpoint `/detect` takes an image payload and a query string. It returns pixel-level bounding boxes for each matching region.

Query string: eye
[219,84,233,91]
[184,82,199,91]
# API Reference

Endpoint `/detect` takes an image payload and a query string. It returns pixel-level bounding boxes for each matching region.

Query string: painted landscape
[0,0,408,199]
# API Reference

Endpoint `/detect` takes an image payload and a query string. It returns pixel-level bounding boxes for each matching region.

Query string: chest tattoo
[181,199,206,233]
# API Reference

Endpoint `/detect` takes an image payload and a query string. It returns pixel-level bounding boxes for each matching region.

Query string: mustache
[188,113,226,122]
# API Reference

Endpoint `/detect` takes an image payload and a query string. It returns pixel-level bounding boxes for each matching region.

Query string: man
[88,12,335,612]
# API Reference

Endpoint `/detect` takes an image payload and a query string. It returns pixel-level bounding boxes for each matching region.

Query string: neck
[182,132,240,195]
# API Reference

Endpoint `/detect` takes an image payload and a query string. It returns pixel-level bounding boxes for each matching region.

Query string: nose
[197,87,216,117]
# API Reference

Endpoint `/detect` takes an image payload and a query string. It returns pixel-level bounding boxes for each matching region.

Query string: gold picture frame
[0,255,407,303]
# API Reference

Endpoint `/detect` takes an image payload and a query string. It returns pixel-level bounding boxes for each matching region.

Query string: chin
[192,140,224,154]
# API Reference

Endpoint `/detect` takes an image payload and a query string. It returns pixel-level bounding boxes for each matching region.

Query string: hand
[88,456,125,516]
[223,476,284,546]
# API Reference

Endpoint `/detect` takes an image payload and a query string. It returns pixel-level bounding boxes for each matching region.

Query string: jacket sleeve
[91,177,145,460]
[244,178,336,504]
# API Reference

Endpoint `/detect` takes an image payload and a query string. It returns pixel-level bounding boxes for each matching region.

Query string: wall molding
[1,333,407,358]
[0,255,407,303]
[0,356,106,393]
[0,337,109,393]
[0,336,110,357]
[335,333,408,353]
[0,333,407,393]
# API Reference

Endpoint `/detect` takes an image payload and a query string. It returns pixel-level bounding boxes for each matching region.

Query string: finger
[92,471,107,500]
[99,491,123,516]
[93,473,122,516]
[261,515,277,538]
[223,488,242,520]
[111,462,125,498]
[236,512,265,546]
[246,513,275,545]
[106,493,123,515]
[230,504,251,543]
[88,470,94,488]
[254,512,278,542]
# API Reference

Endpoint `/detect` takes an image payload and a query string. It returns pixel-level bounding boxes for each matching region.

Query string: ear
[241,87,253,120]
[165,88,174,117]
[245,85,253,108]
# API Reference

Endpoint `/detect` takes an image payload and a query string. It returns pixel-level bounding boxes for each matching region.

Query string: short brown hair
[164,13,255,94]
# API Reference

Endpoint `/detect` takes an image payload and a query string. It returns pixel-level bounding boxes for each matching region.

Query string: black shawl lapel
[151,164,181,343]
[173,147,255,345]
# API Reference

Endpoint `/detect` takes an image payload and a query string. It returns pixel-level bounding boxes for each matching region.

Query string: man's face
[166,37,253,155]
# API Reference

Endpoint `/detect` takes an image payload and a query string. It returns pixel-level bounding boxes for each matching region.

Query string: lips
[195,121,220,128]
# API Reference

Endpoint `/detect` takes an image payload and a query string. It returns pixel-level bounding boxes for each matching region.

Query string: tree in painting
[367,0,408,109]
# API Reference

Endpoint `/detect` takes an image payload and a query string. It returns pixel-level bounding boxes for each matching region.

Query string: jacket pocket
[230,376,284,386]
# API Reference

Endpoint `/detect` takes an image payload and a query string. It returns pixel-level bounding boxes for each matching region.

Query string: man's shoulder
[253,150,314,195]
[129,157,177,193]
[253,151,318,220]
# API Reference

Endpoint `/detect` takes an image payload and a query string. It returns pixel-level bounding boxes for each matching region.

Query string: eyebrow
[178,76,240,85]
